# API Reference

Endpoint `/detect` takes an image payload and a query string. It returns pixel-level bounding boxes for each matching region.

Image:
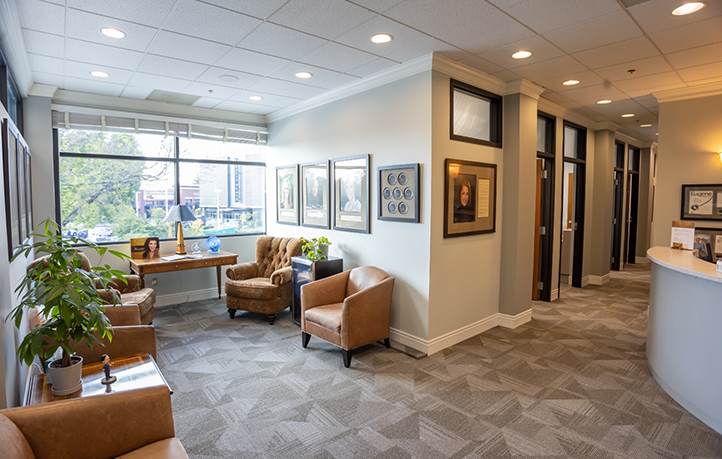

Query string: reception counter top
[646,247,722,435]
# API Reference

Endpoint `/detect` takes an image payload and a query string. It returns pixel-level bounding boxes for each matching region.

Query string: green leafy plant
[5,219,130,368]
[300,236,332,261]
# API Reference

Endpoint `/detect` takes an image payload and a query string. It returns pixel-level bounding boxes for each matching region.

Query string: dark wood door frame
[561,121,587,289]
[626,171,639,264]
[611,169,624,271]
[535,153,555,301]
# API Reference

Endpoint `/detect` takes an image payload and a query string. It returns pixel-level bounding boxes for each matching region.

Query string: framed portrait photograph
[276,164,299,226]
[695,227,722,262]
[333,154,370,233]
[301,161,330,229]
[681,184,722,221]
[444,158,496,238]
[130,237,161,260]
[3,118,22,260]
[378,163,420,223]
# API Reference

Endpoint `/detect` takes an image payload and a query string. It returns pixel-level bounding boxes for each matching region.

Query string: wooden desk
[129,250,238,299]
[25,353,171,406]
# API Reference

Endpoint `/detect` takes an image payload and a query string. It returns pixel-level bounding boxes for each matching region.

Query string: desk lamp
[163,205,196,255]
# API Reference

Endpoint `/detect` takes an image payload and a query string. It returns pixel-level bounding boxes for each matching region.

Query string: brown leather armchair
[300,266,395,367]
[225,236,302,324]
[0,385,188,459]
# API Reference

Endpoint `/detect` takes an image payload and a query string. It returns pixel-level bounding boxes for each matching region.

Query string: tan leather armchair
[225,236,302,324]
[0,385,188,459]
[300,266,395,367]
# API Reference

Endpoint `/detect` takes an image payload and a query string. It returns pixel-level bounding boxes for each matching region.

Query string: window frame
[449,79,503,148]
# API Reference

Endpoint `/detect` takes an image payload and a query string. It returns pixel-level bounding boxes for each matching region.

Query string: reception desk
[647,246,722,435]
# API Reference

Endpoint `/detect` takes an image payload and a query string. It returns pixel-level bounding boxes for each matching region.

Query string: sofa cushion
[0,414,36,459]
[225,278,278,300]
[115,438,188,459]
[121,288,155,317]
[305,302,343,333]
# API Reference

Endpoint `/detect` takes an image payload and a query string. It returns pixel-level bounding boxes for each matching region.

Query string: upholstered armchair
[300,266,395,367]
[225,236,302,324]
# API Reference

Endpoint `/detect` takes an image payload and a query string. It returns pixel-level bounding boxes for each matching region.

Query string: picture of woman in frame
[279,175,294,210]
[453,175,475,223]
[143,237,160,259]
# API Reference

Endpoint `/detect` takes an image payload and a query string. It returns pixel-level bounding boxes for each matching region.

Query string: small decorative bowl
[206,236,221,253]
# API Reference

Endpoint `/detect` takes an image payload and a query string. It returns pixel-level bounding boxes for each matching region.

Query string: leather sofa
[225,236,302,324]
[301,266,395,367]
[0,385,188,459]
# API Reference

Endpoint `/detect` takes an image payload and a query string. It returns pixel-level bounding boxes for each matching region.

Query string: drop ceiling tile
[121,87,153,99]
[572,37,659,69]
[511,55,586,82]
[681,75,722,87]
[199,0,289,20]
[387,35,470,61]
[128,72,192,92]
[62,77,125,96]
[542,10,643,54]
[269,0,376,40]
[268,63,340,85]
[477,35,565,70]
[612,71,685,93]
[535,71,606,92]
[650,16,722,54]
[246,78,311,97]
[237,23,327,61]
[456,56,504,75]
[251,106,279,115]
[298,42,378,73]
[540,91,572,105]
[162,0,262,46]
[677,61,722,83]
[22,29,64,58]
[196,67,264,89]
[384,0,534,54]
[594,56,673,82]
[293,86,328,100]
[67,0,176,27]
[633,94,659,108]
[32,71,63,87]
[215,48,291,76]
[557,83,623,101]
[27,54,64,75]
[348,0,406,13]
[315,74,361,90]
[182,82,239,99]
[628,0,722,35]
[66,39,146,71]
[584,97,642,114]
[493,0,622,34]
[64,60,135,85]
[147,31,232,65]
[648,107,659,116]
[666,42,722,70]
[269,97,304,108]
[229,90,286,105]
[17,0,65,35]
[214,100,265,113]
[347,58,399,77]
[490,69,522,82]
[138,55,209,80]
[191,97,224,108]
[574,93,631,106]
[66,9,159,52]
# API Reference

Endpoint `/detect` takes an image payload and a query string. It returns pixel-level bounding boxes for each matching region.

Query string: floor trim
[156,288,221,307]
[588,273,611,285]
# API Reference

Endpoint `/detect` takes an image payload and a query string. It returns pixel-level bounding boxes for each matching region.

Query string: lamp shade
[163,205,196,223]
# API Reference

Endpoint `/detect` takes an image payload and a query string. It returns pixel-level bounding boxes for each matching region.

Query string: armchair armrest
[2,385,176,459]
[226,262,259,280]
[110,275,142,294]
[270,266,293,286]
[73,325,157,362]
[343,277,395,349]
[102,304,142,326]
[301,270,350,312]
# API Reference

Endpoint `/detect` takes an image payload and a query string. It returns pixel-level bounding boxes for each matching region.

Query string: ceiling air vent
[146,90,200,106]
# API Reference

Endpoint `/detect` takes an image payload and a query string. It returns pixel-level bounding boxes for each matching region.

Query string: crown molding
[654,81,722,103]
[537,97,596,129]
[504,79,545,99]
[0,0,33,96]
[615,130,643,146]
[28,84,58,98]
[594,120,619,132]
[431,53,507,95]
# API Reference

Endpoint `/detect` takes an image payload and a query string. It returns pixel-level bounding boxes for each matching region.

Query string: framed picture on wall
[681,184,722,221]
[301,161,330,229]
[333,154,370,233]
[378,163,420,223]
[276,164,299,226]
[3,118,23,260]
[695,227,722,262]
[443,158,496,238]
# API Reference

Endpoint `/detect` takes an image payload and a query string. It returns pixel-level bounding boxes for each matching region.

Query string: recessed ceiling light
[621,113,635,118]
[295,71,313,79]
[511,50,532,59]
[371,33,393,44]
[672,2,705,16]
[90,70,109,78]
[640,124,652,127]
[249,96,263,101]
[655,132,659,135]
[562,79,580,86]
[101,27,125,39]
[218,75,239,83]
[597,99,612,104]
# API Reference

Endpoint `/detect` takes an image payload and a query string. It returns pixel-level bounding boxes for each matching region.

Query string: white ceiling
[16,0,722,141]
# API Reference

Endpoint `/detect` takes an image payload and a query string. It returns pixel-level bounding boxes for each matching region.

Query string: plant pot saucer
[51,380,82,396]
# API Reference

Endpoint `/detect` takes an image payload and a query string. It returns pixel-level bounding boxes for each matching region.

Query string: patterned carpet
[154,261,722,458]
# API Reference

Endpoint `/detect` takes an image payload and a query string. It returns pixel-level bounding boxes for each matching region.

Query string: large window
[55,114,266,244]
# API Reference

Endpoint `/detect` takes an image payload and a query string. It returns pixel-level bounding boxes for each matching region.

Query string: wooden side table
[292,256,343,325]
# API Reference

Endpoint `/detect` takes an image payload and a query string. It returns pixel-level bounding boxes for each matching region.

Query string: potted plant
[6,219,129,395]
[300,236,332,261]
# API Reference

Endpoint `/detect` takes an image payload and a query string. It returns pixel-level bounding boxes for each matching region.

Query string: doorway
[625,147,640,264]
[559,122,586,289]
[611,142,624,271]
[533,113,555,301]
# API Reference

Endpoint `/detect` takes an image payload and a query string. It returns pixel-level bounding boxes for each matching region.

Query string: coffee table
[24,353,171,406]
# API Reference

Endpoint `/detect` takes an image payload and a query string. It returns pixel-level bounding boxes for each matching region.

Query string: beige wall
[589,129,615,277]
[653,94,722,247]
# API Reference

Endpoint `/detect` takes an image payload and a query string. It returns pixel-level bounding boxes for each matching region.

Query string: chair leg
[384,338,390,349]
[228,309,236,319]
[342,349,353,368]
[302,332,311,348]
[268,314,275,325]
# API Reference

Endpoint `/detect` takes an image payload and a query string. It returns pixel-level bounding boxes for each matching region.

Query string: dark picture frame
[276,164,299,226]
[332,154,370,234]
[450,79,502,148]
[378,163,420,223]
[301,160,330,229]
[681,184,722,221]
[444,158,496,238]
[695,227,722,263]
[2,117,30,260]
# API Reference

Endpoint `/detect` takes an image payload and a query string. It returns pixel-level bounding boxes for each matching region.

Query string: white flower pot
[319,245,329,259]
[47,355,83,396]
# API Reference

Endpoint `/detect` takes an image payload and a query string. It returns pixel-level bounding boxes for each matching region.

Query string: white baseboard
[155,288,221,307]
[581,275,590,287]
[635,256,648,264]
[551,289,559,301]
[391,309,533,356]
[588,273,610,285]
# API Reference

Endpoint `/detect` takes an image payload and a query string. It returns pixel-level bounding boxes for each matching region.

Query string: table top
[130,249,237,268]
[25,353,171,406]
[647,246,722,284]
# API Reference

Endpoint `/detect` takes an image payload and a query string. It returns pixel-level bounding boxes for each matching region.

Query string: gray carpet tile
[153,262,722,458]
